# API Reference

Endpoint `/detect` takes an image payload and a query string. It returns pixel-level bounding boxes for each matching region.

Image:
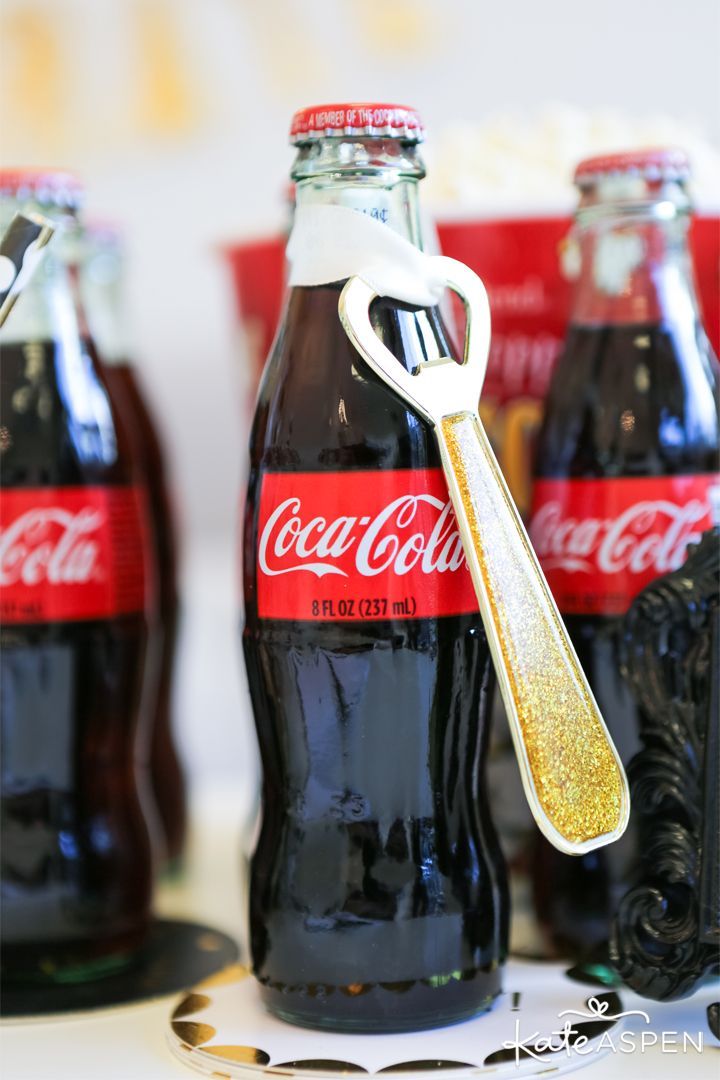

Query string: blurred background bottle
[528,148,720,961]
[0,171,154,980]
[79,224,187,872]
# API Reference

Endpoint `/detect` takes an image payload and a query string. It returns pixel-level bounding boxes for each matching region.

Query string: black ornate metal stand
[610,527,720,1000]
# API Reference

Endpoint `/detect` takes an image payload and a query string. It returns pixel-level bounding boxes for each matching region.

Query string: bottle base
[1,924,149,985]
[257,966,502,1033]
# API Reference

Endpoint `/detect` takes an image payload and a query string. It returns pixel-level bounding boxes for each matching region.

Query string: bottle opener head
[339,256,490,425]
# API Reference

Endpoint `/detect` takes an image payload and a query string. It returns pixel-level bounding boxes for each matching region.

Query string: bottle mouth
[575,197,691,227]
[573,177,693,230]
[291,138,426,184]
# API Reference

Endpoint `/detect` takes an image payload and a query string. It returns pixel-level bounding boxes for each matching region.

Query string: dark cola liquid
[532,320,720,958]
[103,363,186,869]
[243,284,508,1032]
[0,340,153,980]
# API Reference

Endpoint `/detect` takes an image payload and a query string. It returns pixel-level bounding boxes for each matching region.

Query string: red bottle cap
[290,103,424,145]
[0,168,84,209]
[574,148,690,187]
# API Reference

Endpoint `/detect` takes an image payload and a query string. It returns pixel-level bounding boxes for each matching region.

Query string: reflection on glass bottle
[79,224,187,871]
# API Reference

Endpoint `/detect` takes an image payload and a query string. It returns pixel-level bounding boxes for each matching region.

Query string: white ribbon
[286,203,446,307]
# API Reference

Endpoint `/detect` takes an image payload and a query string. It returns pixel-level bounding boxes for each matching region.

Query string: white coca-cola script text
[529,498,708,576]
[0,507,104,586]
[259,495,466,578]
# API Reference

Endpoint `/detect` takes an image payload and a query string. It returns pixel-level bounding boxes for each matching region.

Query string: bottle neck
[0,198,119,457]
[291,137,427,250]
[569,185,701,328]
[79,240,130,366]
[0,196,83,346]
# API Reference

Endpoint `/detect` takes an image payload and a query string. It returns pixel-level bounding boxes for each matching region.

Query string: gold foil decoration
[378,1063,475,1074]
[171,1020,217,1047]
[131,1,199,134]
[0,8,69,152]
[196,930,225,952]
[351,0,441,56]
[202,1045,270,1065]
[273,1062,366,1075]
[172,992,211,1020]
[239,4,331,99]
[339,257,630,854]
[195,962,250,990]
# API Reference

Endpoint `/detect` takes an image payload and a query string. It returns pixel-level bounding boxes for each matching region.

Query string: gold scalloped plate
[167,960,623,1079]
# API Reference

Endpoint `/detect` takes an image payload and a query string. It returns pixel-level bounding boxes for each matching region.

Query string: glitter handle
[339,260,630,855]
[439,411,628,851]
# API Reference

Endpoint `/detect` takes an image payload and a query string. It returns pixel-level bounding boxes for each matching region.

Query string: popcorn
[424,105,720,215]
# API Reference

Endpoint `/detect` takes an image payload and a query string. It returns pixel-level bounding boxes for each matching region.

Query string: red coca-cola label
[0,486,151,624]
[529,474,720,615]
[256,469,478,621]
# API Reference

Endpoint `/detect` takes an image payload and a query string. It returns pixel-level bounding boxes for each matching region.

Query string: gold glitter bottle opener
[339,257,630,855]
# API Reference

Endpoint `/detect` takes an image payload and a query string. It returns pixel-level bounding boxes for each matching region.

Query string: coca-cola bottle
[529,148,720,958]
[243,104,508,1032]
[0,170,154,980]
[79,224,187,871]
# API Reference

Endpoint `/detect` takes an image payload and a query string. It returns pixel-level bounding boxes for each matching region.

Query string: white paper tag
[594,230,645,295]
[286,203,446,307]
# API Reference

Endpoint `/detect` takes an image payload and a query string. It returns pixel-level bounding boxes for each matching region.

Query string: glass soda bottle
[242,104,508,1032]
[529,148,720,958]
[79,224,187,871]
[0,170,154,980]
